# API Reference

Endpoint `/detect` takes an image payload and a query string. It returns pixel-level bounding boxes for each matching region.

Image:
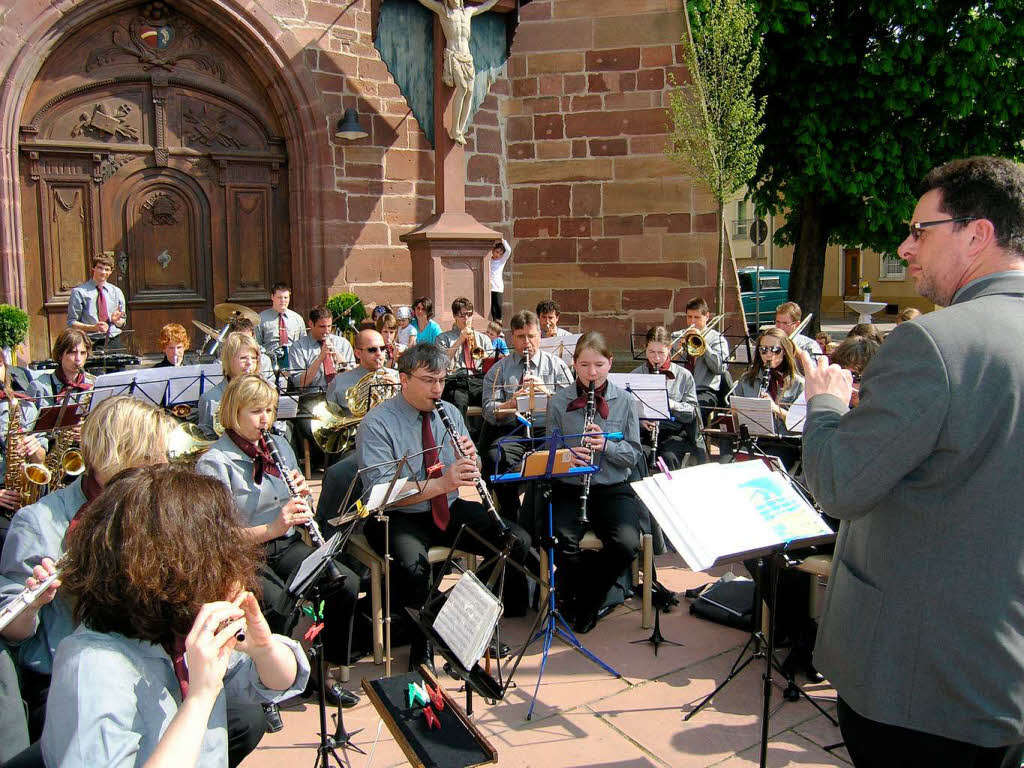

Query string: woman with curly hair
[40,464,309,768]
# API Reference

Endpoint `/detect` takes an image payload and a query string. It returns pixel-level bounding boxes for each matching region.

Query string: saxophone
[4,390,50,510]
[42,368,91,490]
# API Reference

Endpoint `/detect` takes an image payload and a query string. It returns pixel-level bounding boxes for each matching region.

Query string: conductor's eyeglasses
[908,217,977,241]
[758,345,783,355]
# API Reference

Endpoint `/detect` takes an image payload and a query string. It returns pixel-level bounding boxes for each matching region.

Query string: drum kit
[193,302,262,357]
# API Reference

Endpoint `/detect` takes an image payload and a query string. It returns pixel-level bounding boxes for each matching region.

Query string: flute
[579,379,596,524]
[433,401,509,533]
[0,569,60,634]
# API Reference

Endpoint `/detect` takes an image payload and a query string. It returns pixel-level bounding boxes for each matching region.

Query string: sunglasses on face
[758,345,783,355]
[359,346,385,353]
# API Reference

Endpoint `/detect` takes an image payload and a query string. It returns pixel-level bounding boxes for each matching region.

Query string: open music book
[632,461,834,572]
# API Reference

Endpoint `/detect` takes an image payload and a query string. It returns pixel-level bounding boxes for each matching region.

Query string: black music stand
[492,428,624,720]
[286,533,363,767]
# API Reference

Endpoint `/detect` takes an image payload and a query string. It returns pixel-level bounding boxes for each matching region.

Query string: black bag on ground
[687,576,755,632]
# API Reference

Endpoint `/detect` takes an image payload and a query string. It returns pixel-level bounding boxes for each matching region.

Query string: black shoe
[409,639,436,675]
[262,703,284,733]
[323,681,360,709]
[573,608,599,635]
[805,662,825,684]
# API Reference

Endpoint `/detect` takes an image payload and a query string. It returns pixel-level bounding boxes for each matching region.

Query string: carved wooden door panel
[17,2,289,360]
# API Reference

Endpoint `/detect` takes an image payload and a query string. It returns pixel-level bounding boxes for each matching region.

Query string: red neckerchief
[566,381,610,419]
[0,388,29,402]
[226,429,281,484]
[55,368,91,397]
[66,472,103,534]
[647,362,676,380]
[766,368,786,402]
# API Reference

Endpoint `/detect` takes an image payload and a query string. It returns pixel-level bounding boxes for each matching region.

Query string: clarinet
[260,430,345,582]
[433,401,509,533]
[757,366,773,398]
[579,379,596,524]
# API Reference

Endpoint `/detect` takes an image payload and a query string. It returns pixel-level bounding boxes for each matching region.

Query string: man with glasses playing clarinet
[356,344,530,673]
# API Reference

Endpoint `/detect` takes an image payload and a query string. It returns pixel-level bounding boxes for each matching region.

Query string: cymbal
[213,302,260,325]
[192,320,220,339]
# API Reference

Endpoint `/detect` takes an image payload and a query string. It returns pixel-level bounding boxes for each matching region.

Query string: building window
[879,254,907,281]
[733,200,748,238]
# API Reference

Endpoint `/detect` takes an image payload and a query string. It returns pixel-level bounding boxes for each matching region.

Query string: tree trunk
[788,194,830,336]
[715,199,726,316]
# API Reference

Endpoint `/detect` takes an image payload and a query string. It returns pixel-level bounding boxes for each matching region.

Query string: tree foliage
[750,0,1024,323]
[667,0,765,315]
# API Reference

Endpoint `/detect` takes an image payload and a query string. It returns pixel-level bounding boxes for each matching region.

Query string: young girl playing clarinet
[547,332,644,634]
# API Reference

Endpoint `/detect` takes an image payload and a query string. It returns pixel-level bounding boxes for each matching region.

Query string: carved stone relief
[85,2,227,82]
[141,191,181,225]
[71,103,140,141]
[99,153,135,182]
[182,104,246,149]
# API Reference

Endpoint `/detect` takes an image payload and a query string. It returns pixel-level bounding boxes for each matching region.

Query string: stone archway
[0,0,331,357]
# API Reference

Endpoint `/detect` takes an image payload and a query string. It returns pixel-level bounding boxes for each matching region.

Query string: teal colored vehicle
[738,267,789,331]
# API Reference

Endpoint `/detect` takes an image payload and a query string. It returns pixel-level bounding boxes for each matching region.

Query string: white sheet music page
[785,393,807,433]
[432,570,503,671]
[634,461,833,571]
[607,372,670,420]
[365,477,416,511]
[731,396,777,436]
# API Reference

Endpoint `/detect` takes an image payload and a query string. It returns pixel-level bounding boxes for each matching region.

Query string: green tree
[751,1,1024,328]
[667,0,765,316]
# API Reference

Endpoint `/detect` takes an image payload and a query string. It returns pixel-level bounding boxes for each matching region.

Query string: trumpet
[433,400,508,533]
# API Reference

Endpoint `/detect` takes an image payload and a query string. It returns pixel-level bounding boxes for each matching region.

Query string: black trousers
[837,697,1022,768]
[484,422,542,531]
[490,290,503,322]
[363,499,532,621]
[441,373,483,420]
[641,420,707,471]
[548,480,642,618]
[261,535,359,666]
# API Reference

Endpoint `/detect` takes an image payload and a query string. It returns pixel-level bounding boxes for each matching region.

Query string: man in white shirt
[255,282,307,364]
[488,239,511,322]
[66,253,127,348]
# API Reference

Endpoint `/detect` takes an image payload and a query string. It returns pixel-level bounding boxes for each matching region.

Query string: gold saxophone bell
[23,463,52,487]
[61,450,85,477]
[471,346,485,361]
[169,404,193,419]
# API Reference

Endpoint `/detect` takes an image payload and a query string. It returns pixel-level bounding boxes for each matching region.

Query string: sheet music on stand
[289,531,343,596]
[539,333,580,366]
[731,396,777,437]
[632,461,834,572]
[432,570,503,672]
[608,372,670,420]
[784,393,807,434]
[275,394,300,419]
[166,363,224,405]
[88,369,158,408]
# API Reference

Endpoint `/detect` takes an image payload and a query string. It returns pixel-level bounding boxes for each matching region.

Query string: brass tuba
[311,370,399,453]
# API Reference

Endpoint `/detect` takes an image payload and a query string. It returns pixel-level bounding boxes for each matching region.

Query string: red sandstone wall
[503,0,743,349]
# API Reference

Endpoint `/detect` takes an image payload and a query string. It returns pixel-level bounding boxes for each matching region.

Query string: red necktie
[421,412,450,531]
[278,313,288,346]
[96,287,108,323]
[321,341,337,383]
[463,335,475,372]
[170,635,189,699]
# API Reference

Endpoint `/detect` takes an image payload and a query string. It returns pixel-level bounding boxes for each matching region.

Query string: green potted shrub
[324,292,367,340]
[0,304,30,365]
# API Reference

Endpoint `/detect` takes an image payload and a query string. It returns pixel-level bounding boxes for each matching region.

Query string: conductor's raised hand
[799,349,853,405]
[444,456,479,490]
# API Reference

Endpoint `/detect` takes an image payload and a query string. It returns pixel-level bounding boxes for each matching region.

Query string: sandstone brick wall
[262,0,510,310]
[503,0,743,351]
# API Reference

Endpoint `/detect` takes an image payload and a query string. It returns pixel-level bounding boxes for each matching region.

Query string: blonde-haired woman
[0,396,173,741]
[195,375,360,709]
[197,332,262,439]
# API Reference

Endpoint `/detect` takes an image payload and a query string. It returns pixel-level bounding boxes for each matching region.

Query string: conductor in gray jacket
[800,156,1024,766]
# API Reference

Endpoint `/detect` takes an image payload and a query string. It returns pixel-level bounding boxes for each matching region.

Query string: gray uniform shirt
[547,380,643,486]
[195,433,299,531]
[482,349,572,427]
[436,328,493,373]
[731,372,804,434]
[0,478,85,674]
[66,279,127,339]
[677,327,729,392]
[288,333,355,391]
[629,362,698,423]
[356,395,466,514]
[42,625,309,768]
[255,308,306,356]
[326,366,398,412]
[197,379,227,438]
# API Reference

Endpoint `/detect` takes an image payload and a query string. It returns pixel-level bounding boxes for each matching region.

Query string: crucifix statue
[415,0,502,145]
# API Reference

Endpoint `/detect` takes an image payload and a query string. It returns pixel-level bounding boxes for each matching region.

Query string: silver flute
[433,400,509,533]
[579,379,596,523]
[0,569,60,634]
